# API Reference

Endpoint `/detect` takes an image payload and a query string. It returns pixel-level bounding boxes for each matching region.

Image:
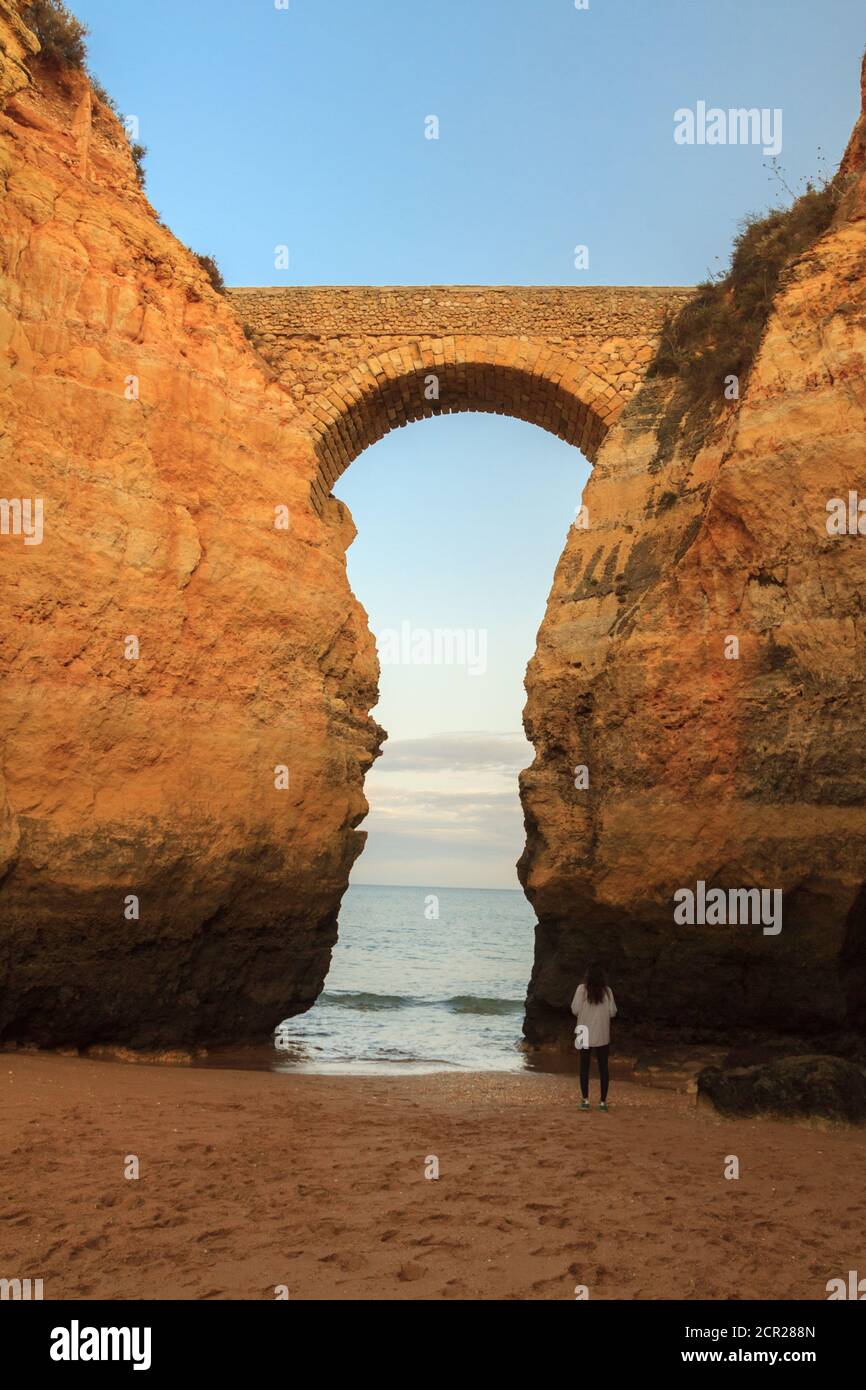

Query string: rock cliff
[520,49,866,1046]
[0,0,381,1047]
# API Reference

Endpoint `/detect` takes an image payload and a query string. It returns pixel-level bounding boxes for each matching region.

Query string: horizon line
[348,882,525,892]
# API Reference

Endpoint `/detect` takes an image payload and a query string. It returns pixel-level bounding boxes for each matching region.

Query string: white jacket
[571,983,617,1048]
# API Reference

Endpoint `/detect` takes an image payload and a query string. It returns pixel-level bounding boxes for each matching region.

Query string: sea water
[272,884,536,1073]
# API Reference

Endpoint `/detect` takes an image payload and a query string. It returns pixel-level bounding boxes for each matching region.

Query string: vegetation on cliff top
[23,0,87,68]
[646,170,846,464]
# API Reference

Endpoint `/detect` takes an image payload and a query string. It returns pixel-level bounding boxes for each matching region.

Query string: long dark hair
[584,962,609,1006]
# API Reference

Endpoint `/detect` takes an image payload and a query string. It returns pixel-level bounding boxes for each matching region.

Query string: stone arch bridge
[227,285,694,511]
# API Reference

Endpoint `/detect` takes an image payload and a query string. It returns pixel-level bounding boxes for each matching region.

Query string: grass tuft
[646,174,847,465]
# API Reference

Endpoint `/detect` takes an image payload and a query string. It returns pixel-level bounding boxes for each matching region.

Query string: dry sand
[1,1053,863,1301]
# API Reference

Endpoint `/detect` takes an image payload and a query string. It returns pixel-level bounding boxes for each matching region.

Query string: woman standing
[571,964,617,1111]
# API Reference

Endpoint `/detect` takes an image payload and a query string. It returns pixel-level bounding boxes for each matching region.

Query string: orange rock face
[0,2,381,1046]
[520,53,866,1046]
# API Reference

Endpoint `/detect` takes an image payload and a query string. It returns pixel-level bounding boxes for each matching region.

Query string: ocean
[272,884,537,1073]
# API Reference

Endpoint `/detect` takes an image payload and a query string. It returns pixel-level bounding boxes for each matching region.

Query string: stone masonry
[227,286,694,510]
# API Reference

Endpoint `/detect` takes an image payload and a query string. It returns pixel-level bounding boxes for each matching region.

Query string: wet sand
[1,1052,863,1300]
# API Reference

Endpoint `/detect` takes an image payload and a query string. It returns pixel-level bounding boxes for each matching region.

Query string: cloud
[363,786,521,846]
[352,730,532,887]
[375,730,532,775]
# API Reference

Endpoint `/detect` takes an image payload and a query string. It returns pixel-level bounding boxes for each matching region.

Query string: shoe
[579,1100,590,1111]
[598,1101,608,1111]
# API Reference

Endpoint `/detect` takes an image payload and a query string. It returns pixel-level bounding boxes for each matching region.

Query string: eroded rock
[0,6,382,1047]
[520,50,866,1048]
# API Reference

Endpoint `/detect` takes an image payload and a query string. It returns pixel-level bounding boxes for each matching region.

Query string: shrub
[192,253,225,294]
[646,176,845,463]
[130,142,147,189]
[25,0,88,69]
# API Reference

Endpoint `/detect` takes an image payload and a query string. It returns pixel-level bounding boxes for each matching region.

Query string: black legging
[579,1044,610,1101]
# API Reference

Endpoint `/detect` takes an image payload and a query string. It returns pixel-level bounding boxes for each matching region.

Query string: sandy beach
[2,1052,864,1301]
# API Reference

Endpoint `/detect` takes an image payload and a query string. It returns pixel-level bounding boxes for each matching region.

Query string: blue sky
[72,0,864,887]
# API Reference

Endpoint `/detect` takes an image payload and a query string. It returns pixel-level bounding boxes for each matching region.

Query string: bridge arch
[226,286,695,513]
[303,339,627,512]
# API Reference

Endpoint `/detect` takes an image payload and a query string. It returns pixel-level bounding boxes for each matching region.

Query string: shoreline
[0,1036,726,1087]
[3,1051,864,1300]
